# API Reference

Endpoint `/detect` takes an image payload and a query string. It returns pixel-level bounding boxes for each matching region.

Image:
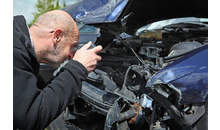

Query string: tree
[29,0,66,27]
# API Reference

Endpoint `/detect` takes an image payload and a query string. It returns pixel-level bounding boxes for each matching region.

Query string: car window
[79,25,97,33]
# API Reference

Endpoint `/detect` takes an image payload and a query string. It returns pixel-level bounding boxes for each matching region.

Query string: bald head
[31,10,79,41]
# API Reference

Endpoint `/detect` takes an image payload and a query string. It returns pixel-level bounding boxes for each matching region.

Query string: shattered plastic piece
[104,98,122,130]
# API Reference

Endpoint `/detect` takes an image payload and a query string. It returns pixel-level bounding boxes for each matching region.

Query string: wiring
[120,32,145,65]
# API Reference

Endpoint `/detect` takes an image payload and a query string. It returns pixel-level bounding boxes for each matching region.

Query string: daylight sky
[13,0,79,24]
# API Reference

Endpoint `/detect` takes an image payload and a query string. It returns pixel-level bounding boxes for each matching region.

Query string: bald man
[13,10,102,130]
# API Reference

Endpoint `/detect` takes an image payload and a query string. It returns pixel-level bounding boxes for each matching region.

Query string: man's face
[42,33,77,68]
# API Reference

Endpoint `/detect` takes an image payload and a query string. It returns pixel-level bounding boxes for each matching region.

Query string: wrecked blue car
[42,0,208,129]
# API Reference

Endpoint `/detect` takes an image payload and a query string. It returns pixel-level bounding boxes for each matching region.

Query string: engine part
[138,42,165,59]
[146,47,160,58]
[140,94,153,110]
[144,87,205,125]
[101,73,118,91]
[170,41,202,53]
[163,41,202,63]
[120,109,137,121]
[104,99,144,130]
[128,103,142,124]
[81,81,119,115]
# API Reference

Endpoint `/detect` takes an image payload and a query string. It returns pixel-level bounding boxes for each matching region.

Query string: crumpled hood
[61,0,208,35]
[61,0,128,24]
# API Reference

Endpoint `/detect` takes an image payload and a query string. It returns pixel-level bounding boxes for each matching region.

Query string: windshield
[136,17,208,35]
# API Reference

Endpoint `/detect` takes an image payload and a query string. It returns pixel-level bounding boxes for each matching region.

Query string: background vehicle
[41,0,208,129]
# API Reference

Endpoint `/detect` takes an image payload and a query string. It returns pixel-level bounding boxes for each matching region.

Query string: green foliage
[29,0,66,27]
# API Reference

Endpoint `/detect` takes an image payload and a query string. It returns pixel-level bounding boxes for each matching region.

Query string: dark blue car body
[61,0,128,24]
[63,0,208,106]
[47,0,208,129]
[147,44,208,105]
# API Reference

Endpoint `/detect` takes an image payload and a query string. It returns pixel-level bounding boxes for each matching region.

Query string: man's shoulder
[13,15,29,36]
[13,15,31,46]
[13,16,39,78]
[13,29,27,53]
[13,16,35,57]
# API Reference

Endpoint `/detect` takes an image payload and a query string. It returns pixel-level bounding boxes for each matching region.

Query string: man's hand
[72,41,102,73]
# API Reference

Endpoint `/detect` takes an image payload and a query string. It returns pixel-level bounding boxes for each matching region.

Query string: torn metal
[147,45,208,105]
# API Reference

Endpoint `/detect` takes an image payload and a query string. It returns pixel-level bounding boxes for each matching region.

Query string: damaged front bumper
[147,44,208,105]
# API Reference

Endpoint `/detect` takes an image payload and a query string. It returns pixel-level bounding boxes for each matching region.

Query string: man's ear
[52,29,62,44]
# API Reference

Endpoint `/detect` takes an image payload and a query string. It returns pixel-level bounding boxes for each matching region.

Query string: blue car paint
[64,0,128,24]
[147,44,208,105]
[105,0,128,22]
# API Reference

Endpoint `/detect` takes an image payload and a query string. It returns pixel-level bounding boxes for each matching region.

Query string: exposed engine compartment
[61,21,208,130]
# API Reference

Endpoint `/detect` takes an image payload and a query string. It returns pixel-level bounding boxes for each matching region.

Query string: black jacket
[13,15,88,130]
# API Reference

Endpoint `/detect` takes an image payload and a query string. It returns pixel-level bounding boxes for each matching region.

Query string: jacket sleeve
[13,43,88,130]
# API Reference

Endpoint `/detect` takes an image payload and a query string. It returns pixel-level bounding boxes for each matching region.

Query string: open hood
[61,0,208,35]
